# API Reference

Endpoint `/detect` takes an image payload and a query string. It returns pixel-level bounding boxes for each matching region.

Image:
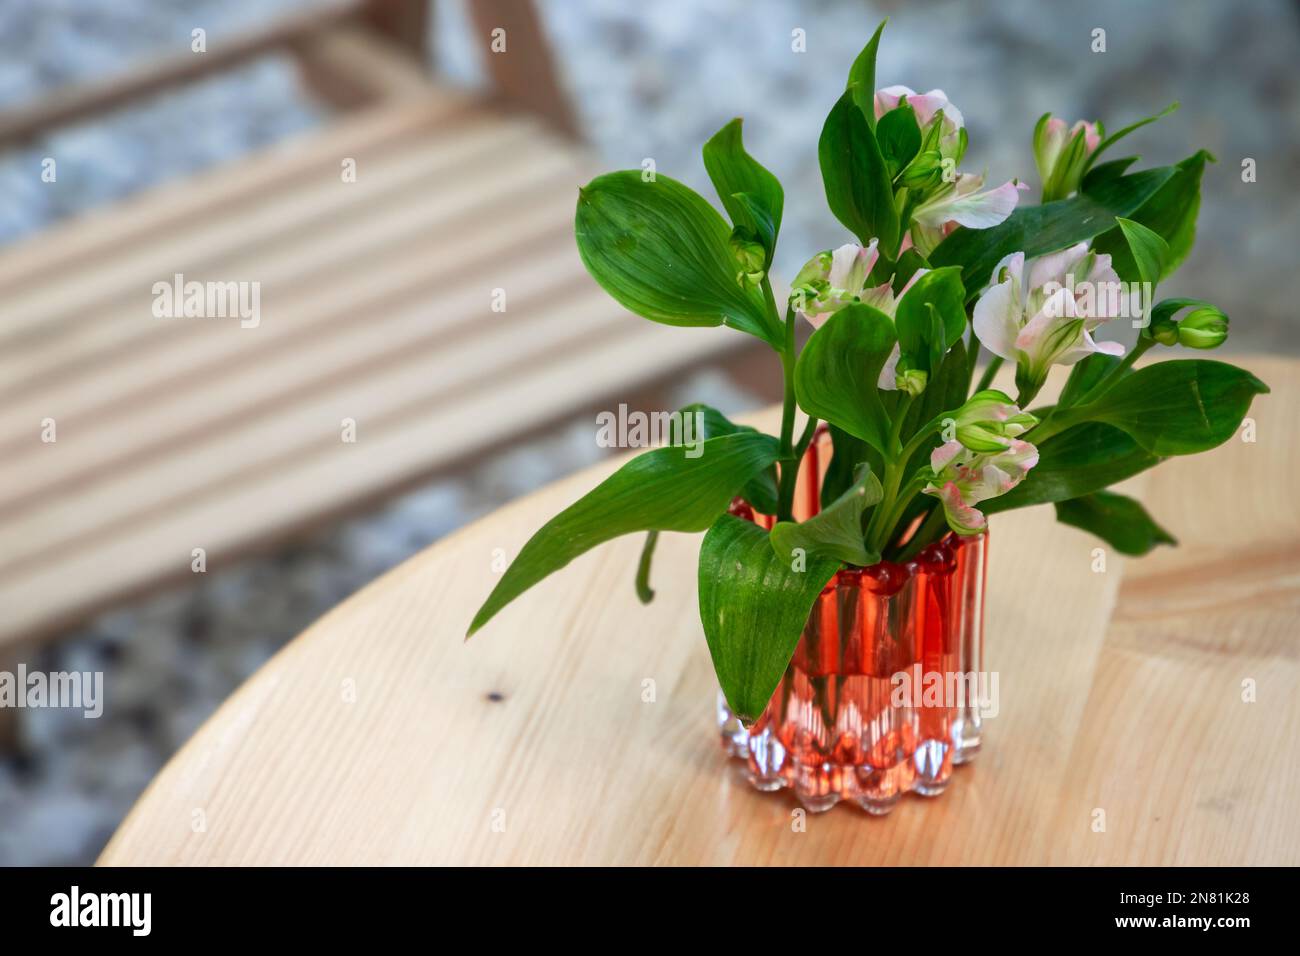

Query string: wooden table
[100,356,1300,865]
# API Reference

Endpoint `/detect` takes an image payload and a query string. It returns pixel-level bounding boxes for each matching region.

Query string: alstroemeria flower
[874,85,964,158]
[791,241,887,327]
[972,243,1124,390]
[949,389,1021,427]
[791,241,927,391]
[923,439,1039,534]
[909,174,1028,257]
[1034,115,1101,201]
[946,389,1037,453]
[873,87,1023,255]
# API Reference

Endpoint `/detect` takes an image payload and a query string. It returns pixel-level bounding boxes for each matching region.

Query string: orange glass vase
[716,429,989,814]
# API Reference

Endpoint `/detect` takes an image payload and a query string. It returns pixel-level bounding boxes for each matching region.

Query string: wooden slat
[0,163,580,431]
[0,226,604,564]
[0,282,622,574]
[0,319,735,646]
[0,122,583,421]
[0,108,539,350]
[0,185,587,509]
[0,93,472,293]
[97,356,1295,865]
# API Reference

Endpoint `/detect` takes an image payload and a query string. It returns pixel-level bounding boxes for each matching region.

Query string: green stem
[865,404,952,555]
[898,412,943,467]
[1031,339,1155,446]
[974,355,1004,393]
[791,414,819,473]
[886,394,912,458]
[761,276,781,327]
[863,397,917,552]
[875,475,926,552]
[794,413,819,453]
[1075,338,1152,408]
[775,413,820,519]
[1025,407,1077,446]
[635,531,659,603]
[1015,378,1043,410]
[776,304,799,522]
[864,466,901,554]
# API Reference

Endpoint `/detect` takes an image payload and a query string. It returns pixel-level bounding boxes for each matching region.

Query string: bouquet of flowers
[468,21,1267,725]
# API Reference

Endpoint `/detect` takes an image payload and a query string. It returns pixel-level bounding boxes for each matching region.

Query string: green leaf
[630,404,782,601]
[930,165,1179,297]
[818,91,900,252]
[793,303,898,455]
[846,20,888,128]
[1082,156,1139,190]
[877,104,921,178]
[1082,102,1179,176]
[1068,359,1268,456]
[1114,217,1169,287]
[575,171,781,348]
[893,266,966,374]
[983,422,1162,514]
[900,337,968,468]
[675,402,779,513]
[771,464,883,567]
[699,515,841,722]
[633,401,780,603]
[702,118,784,266]
[820,424,879,508]
[1055,491,1176,557]
[891,248,930,293]
[676,402,756,440]
[1058,352,1126,408]
[467,432,781,636]
[884,339,970,539]
[1092,151,1210,283]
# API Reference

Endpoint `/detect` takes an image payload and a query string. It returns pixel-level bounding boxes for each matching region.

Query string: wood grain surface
[99,356,1298,865]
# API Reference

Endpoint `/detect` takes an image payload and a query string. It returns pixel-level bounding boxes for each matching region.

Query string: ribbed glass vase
[717,429,988,814]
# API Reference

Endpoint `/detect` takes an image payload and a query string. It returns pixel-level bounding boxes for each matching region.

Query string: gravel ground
[1,0,1297,864]
[0,0,335,243]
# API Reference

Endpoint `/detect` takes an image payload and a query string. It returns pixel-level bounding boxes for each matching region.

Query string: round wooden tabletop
[100,356,1299,865]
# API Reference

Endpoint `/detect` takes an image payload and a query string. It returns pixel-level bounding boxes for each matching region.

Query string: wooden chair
[0,0,736,651]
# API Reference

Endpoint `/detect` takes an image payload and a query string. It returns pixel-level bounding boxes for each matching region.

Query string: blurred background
[0,0,1296,865]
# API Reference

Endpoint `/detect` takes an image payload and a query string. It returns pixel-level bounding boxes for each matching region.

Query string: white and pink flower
[947,389,1038,453]
[972,243,1125,389]
[912,174,1028,232]
[791,240,889,327]
[1034,115,1101,201]
[790,240,927,391]
[908,174,1029,256]
[874,85,964,158]
[873,87,1026,254]
[923,438,1039,534]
